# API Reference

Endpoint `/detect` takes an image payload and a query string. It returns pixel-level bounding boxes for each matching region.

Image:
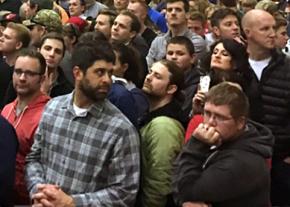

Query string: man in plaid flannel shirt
[25,40,140,206]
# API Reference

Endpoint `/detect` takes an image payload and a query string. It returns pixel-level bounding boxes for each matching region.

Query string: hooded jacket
[1,93,50,204]
[173,120,274,207]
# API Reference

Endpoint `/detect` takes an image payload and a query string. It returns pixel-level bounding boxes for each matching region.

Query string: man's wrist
[67,196,76,207]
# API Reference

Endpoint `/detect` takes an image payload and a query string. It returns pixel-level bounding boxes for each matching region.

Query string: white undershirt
[73,103,89,117]
[249,57,271,81]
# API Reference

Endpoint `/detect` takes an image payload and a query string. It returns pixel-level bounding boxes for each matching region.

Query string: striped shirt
[25,92,140,206]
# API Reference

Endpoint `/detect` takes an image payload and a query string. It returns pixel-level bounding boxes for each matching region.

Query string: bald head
[242,9,274,31]
[242,9,276,54]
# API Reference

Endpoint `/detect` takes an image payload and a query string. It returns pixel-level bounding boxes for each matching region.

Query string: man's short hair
[98,9,118,27]
[210,8,238,28]
[29,0,54,11]
[167,36,195,55]
[130,0,148,11]
[119,10,141,33]
[78,31,108,43]
[188,11,206,25]
[112,43,144,87]
[158,59,185,102]
[17,48,46,74]
[255,0,278,15]
[220,0,237,7]
[6,22,31,48]
[205,82,249,119]
[240,0,257,8]
[39,32,66,56]
[72,41,115,74]
[274,14,287,30]
[166,0,189,12]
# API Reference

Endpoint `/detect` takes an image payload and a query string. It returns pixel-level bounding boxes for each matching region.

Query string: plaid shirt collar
[62,91,106,117]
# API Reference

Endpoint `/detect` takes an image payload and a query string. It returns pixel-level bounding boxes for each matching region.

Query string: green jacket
[140,116,184,207]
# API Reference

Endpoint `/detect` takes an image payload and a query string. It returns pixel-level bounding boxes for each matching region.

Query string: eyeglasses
[14,68,42,78]
[203,109,233,123]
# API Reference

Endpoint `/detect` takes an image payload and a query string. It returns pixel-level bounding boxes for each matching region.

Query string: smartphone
[199,75,211,93]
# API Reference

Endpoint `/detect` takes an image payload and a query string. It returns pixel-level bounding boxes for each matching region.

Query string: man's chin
[91,93,108,102]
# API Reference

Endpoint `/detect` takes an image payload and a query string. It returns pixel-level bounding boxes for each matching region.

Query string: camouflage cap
[23,9,62,32]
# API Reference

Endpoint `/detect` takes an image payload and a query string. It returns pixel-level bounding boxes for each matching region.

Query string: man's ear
[129,31,137,40]
[121,63,128,74]
[236,116,246,131]
[167,84,177,95]
[185,12,190,20]
[190,53,197,65]
[212,26,221,38]
[243,28,250,38]
[73,66,84,81]
[15,41,23,50]
[39,26,46,36]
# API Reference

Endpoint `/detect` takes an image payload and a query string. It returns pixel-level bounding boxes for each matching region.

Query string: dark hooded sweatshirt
[173,120,274,207]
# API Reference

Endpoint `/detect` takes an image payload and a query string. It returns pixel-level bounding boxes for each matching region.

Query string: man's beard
[79,78,110,102]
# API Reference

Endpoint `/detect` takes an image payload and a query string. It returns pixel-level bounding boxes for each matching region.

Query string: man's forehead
[167,43,188,52]
[3,27,16,35]
[204,102,231,112]
[151,62,169,75]
[70,0,80,4]
[15,56,40,69]
[97,14,110,20]
[42,38,64,49]
[219,15,238,24]
[116,14,132,23]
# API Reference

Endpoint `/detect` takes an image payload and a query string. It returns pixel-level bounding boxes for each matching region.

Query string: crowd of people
[0,0,290,206]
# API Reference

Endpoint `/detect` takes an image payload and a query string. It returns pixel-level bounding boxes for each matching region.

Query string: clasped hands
[32,184,75,207]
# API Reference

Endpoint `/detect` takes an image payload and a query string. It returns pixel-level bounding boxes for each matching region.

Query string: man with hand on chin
[173,82,274,207]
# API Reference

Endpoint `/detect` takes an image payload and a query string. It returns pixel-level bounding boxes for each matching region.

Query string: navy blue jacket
[0,115,18,207]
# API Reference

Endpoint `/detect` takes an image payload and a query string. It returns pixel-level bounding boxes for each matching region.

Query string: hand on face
[40,70,55,95]
[193,123,221,146]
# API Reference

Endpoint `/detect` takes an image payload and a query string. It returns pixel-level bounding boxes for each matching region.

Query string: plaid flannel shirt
[25,93,140,206]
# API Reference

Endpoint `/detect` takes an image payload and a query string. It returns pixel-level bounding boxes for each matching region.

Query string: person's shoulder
[93,1,107,9]
[109,83,134,99]
[146,116,184,130]
[188,31,206,42]
[0,115,15,134]
[152,32,168,42]
[46,93,71,110]
[103,99,136,128]
[1,101,14,114]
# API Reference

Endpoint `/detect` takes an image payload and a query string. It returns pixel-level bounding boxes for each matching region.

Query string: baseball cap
[67,16,87,32]
[0,11,18,23]
[23,9,62,32]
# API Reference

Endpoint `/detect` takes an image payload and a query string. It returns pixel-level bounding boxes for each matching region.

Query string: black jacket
[0,115,18,207]
[173,120,274,207]
[247,50,290,158]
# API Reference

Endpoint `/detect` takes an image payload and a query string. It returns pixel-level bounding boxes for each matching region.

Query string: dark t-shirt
[142,27,157,48]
